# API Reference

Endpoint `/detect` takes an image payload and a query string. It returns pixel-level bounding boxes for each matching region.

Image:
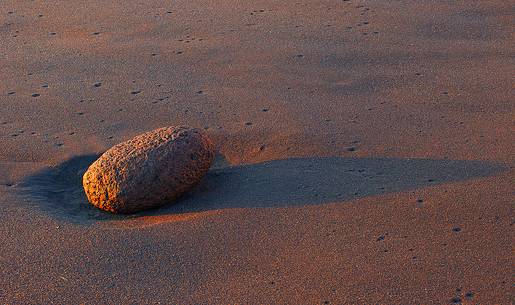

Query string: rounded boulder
[82,126,215,214]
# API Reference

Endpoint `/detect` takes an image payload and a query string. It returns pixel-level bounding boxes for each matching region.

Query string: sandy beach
[1,0,513,303]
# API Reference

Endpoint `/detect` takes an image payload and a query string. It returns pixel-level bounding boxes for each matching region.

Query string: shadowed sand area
[19,154,505,223]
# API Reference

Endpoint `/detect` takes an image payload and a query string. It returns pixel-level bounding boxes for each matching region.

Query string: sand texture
[0,0,513,303]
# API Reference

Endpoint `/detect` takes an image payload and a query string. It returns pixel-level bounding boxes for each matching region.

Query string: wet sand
[0,0,513,303]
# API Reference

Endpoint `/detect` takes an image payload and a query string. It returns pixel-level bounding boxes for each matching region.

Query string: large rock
[82,126,215,214]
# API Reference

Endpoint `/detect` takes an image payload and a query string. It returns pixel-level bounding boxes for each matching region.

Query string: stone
[82,126,215,213]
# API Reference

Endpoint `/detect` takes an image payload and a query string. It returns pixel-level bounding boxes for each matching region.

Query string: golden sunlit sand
[0,0,512,303]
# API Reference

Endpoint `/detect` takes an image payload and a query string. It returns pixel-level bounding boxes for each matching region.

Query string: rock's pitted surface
[82,126,215,213]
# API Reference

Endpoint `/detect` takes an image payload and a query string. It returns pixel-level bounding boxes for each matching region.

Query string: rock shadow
[18,154,505,224]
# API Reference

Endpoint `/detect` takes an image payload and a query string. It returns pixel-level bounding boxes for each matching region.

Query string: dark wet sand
[0,0,513,303]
